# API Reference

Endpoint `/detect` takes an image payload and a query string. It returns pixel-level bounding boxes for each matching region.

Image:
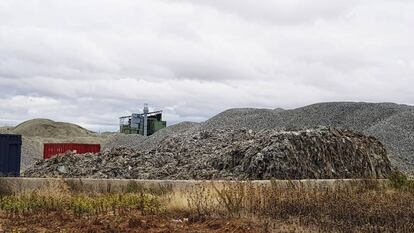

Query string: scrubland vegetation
[1,173,414,232]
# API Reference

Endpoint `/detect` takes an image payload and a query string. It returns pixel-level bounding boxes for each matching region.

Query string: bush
[0,192,161,217]
[185,184,215,218]
[213,182,245,217]
[388,171,414,192]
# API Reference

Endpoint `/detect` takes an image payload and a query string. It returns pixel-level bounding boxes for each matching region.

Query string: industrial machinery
[119,104,167,136]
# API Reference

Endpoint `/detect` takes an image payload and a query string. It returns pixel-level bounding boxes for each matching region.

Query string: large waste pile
[8,102,414,175]
[201,102,414,174]
[24,128,392,180]
[98,102,414,176]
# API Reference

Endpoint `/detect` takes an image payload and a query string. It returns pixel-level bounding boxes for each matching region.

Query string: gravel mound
[102,121,201,151]
[364,110,414,172]
[202,102,414,174]
[0,126,13,134]
[137,121,201,151]
[20,137,43,170]
[12,119,93,138]
[102,134,145,151]
[203,102,408,131]
[24,128,392,180]
[274,102,408,131]
[202,108,281,131]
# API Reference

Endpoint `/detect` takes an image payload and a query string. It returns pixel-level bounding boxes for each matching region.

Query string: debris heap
[24,128,392,180]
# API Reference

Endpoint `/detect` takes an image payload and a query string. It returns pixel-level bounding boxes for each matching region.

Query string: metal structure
[119,104,167,136]
[0,134,22,177]
[43,143,101,160]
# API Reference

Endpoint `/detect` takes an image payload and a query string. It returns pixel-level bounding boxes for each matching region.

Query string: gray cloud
[176,0,359,25]
[0,0,413,131]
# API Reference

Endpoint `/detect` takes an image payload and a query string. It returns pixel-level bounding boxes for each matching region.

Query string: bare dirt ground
[0,211,273,233]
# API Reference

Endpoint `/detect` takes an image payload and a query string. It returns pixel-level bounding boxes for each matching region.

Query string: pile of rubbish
[202,102,414,174]
[13,102,414,175]
[24,128,392,180]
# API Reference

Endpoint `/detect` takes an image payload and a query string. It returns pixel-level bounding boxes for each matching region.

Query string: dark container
[0,134,22,177]
[43,143,101,159]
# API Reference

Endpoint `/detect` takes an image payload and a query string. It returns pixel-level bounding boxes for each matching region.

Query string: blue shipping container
[0,134,22,177]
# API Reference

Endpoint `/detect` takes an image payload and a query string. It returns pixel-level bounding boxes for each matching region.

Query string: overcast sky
[1,0,413,131]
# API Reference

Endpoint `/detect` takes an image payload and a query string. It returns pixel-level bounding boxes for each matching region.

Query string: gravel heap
[12,119,93,138]
[364,110,414,173]
[24,127,392,180]
[102,134,145,151]
[0,126,13,134]
[102,121,201,151]
[203,102,409,131]
[202,102,414,174]
[20,137,43,170]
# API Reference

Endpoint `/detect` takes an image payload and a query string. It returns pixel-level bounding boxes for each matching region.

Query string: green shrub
[388,171,414,192]
[0,192,161,217]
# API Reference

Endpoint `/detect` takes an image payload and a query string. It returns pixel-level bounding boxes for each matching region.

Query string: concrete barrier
[0,177,390,194]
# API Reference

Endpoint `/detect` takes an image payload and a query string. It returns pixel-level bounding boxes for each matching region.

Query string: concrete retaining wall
[0,177,390,194]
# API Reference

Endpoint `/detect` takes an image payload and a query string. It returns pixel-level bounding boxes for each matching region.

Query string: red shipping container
[43,143,101,159]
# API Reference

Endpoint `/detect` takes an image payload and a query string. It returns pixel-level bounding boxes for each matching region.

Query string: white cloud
[0,0,413,131]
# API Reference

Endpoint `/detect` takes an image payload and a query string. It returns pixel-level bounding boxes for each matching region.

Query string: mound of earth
[24,128,392,180]
[12,119,93,138]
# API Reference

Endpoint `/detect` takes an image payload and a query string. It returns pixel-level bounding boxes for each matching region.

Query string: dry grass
[1,176,414,232]
[176,177,414,232]
[0,181,161,219]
